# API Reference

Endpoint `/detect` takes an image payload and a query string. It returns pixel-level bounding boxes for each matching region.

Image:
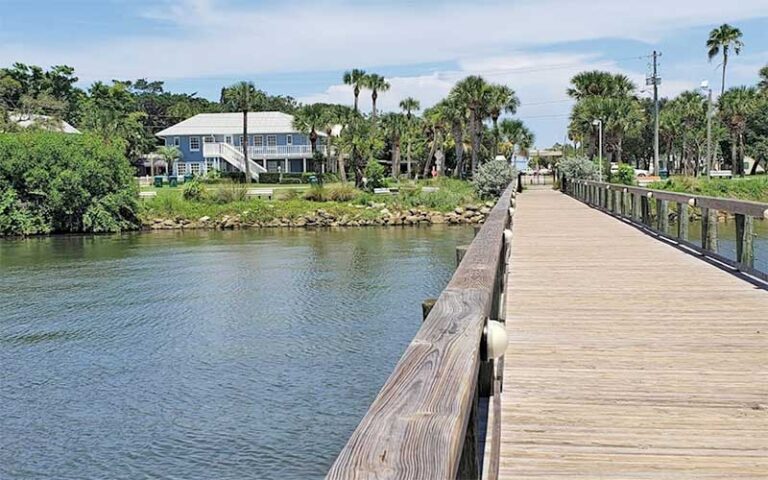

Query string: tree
[338,116,384,187]
[222,81,260,183]
[399,97,420,178]
[719,86,759,176]
[486,84,519,158]
[567,71,635,100]
[343,69,367,113]
[155,145,182,177]
[320,104,354,182]
[759,65,768,93]
[293,103,326,153]
[499,119,534,162]
[422,103,448,177]
[440,97,468,178]
[382,112,406,178]
[707,24,744,97]
[450,75,491,175]
[365,73,390,121]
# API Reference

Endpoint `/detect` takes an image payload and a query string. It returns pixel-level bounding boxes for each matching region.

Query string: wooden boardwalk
[499,187,768,479]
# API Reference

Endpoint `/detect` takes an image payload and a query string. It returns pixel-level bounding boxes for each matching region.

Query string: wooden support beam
[677,202,689,241]
[735,214,755,268]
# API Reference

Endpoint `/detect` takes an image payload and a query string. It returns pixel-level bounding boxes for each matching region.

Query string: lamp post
[700,81,713,178]
[592,119,603,181]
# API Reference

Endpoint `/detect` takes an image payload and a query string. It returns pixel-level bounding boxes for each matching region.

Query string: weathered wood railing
[326,184,516,480]
[566,179,768,283]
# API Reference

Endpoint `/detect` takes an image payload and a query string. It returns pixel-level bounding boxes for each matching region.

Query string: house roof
[10,113,81,134]
[155,112,325,137]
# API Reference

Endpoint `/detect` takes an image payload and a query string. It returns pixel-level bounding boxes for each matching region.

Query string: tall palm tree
[222,81,260,183]
[343,69,367,113]
[567,71,635,100]
[321,104,353,182]
[155,145,181,177]
[441,97,468,178]
[399,97,420,178]
[450,75,491,175]
[499,119,534,163]
[292,103,326,153]
[719,86,759,176]
[365,73,390,121]
[707,24,745,97]
[421,104,448,177]
[486,84,519,158]
[758,64,768,93]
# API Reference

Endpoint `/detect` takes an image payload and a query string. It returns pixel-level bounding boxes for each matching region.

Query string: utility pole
[701,81,713,178]
[649,50,662,176]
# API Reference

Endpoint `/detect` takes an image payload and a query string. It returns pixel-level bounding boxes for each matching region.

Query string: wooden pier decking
[499,187,768,478]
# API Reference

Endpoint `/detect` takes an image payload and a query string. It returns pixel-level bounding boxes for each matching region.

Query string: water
[0,226,474,480]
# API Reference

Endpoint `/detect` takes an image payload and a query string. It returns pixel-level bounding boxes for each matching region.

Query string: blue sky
[1,0,767,145]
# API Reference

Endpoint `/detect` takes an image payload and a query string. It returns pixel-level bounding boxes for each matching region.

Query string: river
[0,226,475,480]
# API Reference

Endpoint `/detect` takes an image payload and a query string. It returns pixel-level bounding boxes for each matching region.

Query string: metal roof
[155,112,325,137]
[10,114,81,134]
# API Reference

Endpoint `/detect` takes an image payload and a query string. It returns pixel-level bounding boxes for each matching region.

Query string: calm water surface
[0,226,474,480]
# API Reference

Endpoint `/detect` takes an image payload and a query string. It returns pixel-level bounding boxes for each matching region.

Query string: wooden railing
[326,183,516,480]
[565,179,768,283]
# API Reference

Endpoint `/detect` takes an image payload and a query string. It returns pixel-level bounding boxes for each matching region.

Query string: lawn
[647,175,768,203]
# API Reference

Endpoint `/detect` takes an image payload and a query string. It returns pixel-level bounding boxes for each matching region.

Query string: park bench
[246,188,274,200]
[710,170,733,179]
[373,188,393,195]
[138,191,157,200]
[421,187,440,193]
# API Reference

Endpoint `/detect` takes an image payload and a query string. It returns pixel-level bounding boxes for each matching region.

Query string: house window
[206,159,216,171]
[190,163,201,176]
[286,134,293,146]
[225,135,233,145]
[177,163,187,175]
[238,135,244,146]
[254,135,264,147]
[189,136,200,151]
[174,137,180,147]
[267,135,277,147]
[203,136,215,144]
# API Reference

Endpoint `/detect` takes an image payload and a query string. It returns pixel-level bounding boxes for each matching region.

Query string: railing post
[735,214,755,268]
[641,195,651,226]
[701,208,718,252]
[457,388,480,479]
[678,202,689,241]
[658,199,669,234]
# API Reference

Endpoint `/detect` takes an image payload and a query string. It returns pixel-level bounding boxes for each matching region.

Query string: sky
[1,0,767,146]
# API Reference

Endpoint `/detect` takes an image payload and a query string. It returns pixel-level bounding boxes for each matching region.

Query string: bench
[246,188,274,200]
[421,187,440,193]
[138,191,157,200]
[373,188,393,195]
[710,170,732,178]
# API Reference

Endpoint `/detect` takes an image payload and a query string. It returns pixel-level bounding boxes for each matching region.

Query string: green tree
[343,69,367,113]
[320,104,354,182]
[758,65,768,93]
[382,112,407,178]
[567,71,635,100]
[707,24,744,96]
[155,145,182,177]
[399,97,421,178]
[292,103,326,153]
[719,86,759,176]
[450,75,491,175]
[364,73,390,121]
[486,84,519,159]
[499,119,534,162]
[222,81,260,183]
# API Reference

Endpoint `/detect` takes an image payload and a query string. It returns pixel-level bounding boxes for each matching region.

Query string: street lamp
[700,80,713,178]
[592,119,603,181]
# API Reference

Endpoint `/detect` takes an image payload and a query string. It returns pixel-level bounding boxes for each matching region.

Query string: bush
[363,160,387,192]
[0,132,138,235]
[303,185,328,202]
[327,183,360,202]
[613,164,635,185]
[473,159,516,199]
[181,179,207,201]
[214,179,247,203]
[559,156,598,181]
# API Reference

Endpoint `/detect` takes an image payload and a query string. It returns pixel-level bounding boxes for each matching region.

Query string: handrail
[565,179,768,283]
[326,183,516,480]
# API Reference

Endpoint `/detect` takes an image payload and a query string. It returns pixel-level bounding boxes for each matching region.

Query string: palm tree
[399,97,420,178]
[222,81,260,183]
[719,86,759,176]
[343,69,367,113]
[499,119,534,163]
[567,71,635,100]
[155,145,181,178]
[321,104,353,182]
[486,84,519,158]
[707,24,745,97]
[365,73,390,121]
[450,75,491,175]
[382,113,407,178]
[440,97,468,178]
[758,64,768,92]
[421,104,448,177]
[292,103,326,153]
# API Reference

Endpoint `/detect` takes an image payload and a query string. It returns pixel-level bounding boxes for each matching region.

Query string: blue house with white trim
[156,112,326,180]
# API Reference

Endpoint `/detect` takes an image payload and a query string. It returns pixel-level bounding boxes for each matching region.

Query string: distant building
[155,112,327,179]
[10,113,80,134]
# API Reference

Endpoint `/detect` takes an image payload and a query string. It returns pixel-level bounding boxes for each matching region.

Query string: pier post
[735,214,755,268]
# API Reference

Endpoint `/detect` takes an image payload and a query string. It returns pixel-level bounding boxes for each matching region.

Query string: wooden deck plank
[499,188,768,479]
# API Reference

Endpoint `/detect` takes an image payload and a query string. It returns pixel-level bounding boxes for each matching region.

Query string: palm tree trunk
[354,90,359,113]
[423,133,437,178]
[406,142,412,178]
[731,134,738,175]
[492,117,499,159]
[721,51,728,97]
[243,111,251,183]
[310,128,318,153]
[392,139,401,178]
[338,150,347,182]
[452,124,464,178]
[371,92,377,121]
[470,113,479,175]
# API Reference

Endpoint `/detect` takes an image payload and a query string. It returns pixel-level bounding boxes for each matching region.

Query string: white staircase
[203,143,267,181]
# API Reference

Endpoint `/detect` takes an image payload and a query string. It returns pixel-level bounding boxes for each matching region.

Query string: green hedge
[0,132,138,235]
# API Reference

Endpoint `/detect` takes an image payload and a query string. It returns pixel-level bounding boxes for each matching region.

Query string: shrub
[214,179,247,203]
[473,159,516,199]
[559,156,598,181]
[303,185,329,202]
[281,188,303,201]
[181,179,207,201]
[363,160,387,191]
[0,132,138,235]
[613,164,636,185]
[327,183,360,202]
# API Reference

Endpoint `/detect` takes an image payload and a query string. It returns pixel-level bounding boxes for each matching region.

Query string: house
[155,112,327,180]
[10,113,81,134]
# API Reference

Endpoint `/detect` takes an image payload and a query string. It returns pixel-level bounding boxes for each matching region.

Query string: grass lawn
[647,175,768,203]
